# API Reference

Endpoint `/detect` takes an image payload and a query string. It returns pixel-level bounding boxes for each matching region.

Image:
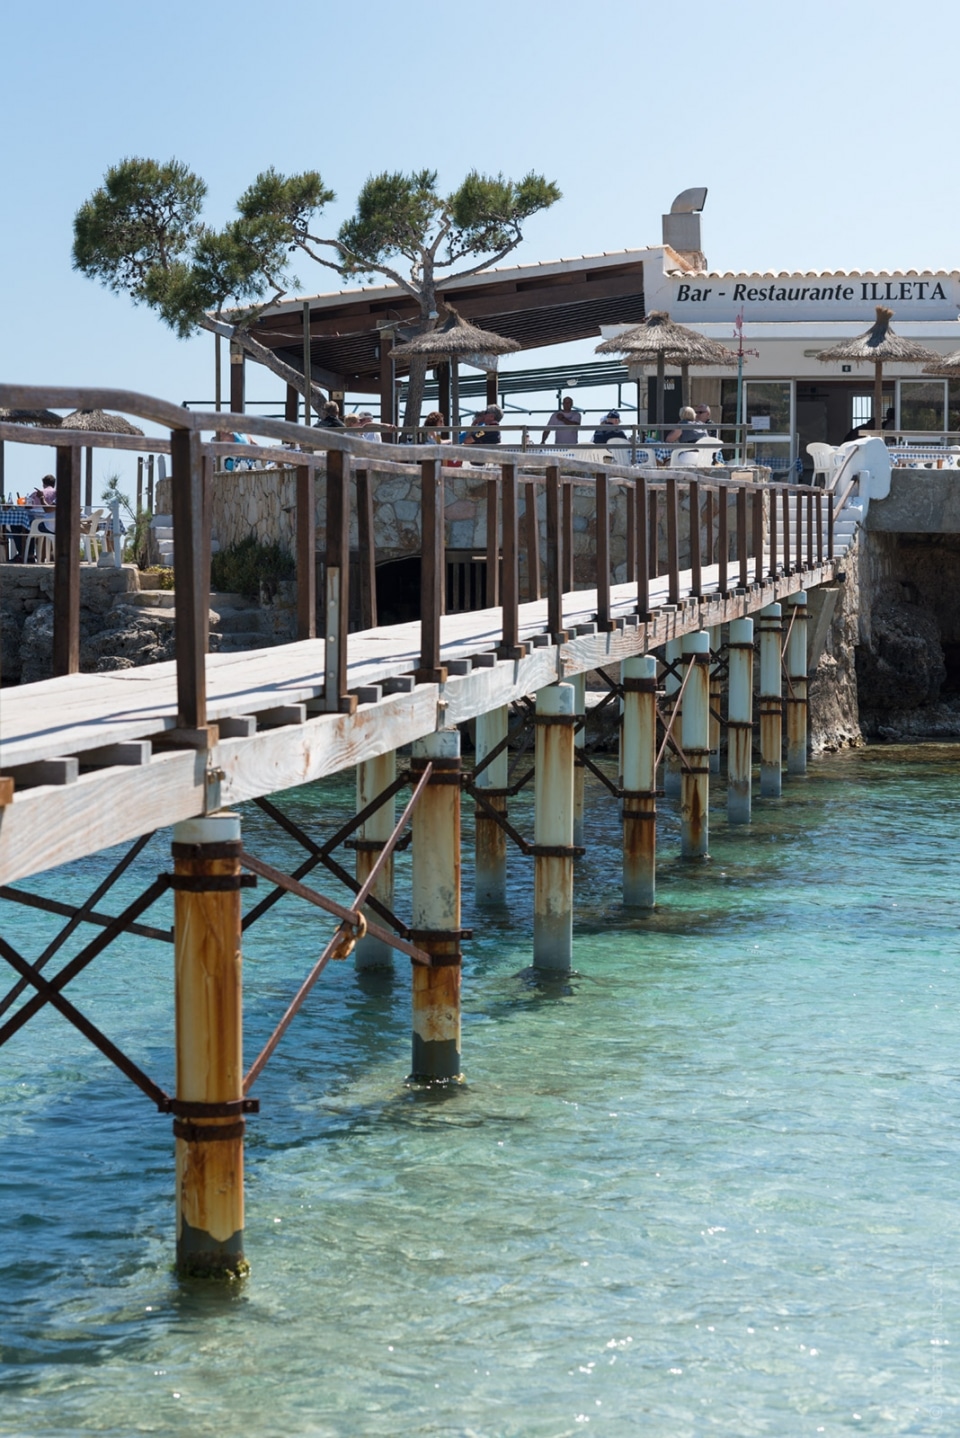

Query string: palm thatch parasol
[817,307,941,432]
[389,306,520,429]
[596,311,736,425]
[59,408,145,436]
[0,408,62,428]
[59,410,145,507]
[922,348,960,377]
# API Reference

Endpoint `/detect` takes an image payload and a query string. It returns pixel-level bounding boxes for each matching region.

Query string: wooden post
[622,655,657,908]
[172,813,246,1279]
[794,489,803,573]
[596,470,612,630]
[666,475,680,605]
[806,490,814,568]
[704,487,714,566]
[727,617,754,824]
[759,603,782,797]
[302,302,312,425]
[379,329,395,435]
[475,706,508,905]
[136,456,143,514]
[215,333,222,414]
[325,450,350,707]
[562,478,574,593]
[355,753,397,969]
[737,486,749,590]
[718,484,729,594]
[499,462,522,659]
[636,472,649,617]
[626,481,636,586]
[523,479,540,601]
[437,362,450,433]
[533,683,576,972]
[52,445,82,677]
[410,731,462,1081]
[782,487,792,573]
[229,343,245,414]
[84,447,93,511]
[689,478,702,597]
[486,370,499,408]
[170,429,208,733]
[753,487,764,585]
[285,385,299,424]
[816,492,824,564]
[485,474,499,608]
[147,455,155,514]
[296,464,316,640]
[769,484,779,578]
[417,457,446,683]
[649,487,660,578]
[680,631,711,859]
[545,465,565,642]
[357,468,377,630]
[785,591,808,775]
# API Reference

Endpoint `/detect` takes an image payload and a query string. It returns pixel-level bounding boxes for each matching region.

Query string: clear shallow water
[0,746,958,1437]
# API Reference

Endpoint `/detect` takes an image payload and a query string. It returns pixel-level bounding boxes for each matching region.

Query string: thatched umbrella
[388,306,520,432]
[596,311,736,427]
[59,409,145,507]
[0,410,63,494]
[817,307,941,433]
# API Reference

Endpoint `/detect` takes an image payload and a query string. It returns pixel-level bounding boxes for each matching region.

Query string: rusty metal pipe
[475,706,508,905]
[534,684,576,971]
[622,656,657,908]
[680,632,711,859]
[172,813,246,1280]
[708,624,722,774]
[786,591,808,776]
[759,603,783,798]
[727,617,754,824]
[410,731,462,1082]
[355,752,397,969]
[662,637,682,797]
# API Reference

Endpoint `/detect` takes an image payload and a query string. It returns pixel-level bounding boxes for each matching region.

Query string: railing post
[170,428,208,734]
[561,478,574,593]
[769,484,779,579]
[704,487,714,566]
[52,443,82,677]
[689,478,702,598]
[596,470,612,630]
[523,478,540,601]
[666,475,680,605]
[636,472,649,617]
[828,491,835,559]
[718,484,729,595]
[648,487,660,579]
[806,490,814,568]
[499,462,523,659]
[621,655,657,908]
[356,467,377,631]
[794,489,803,573]
[325,449,353,706]
[485,474,499,608]
[410,731,463,1081]
[416,456,445,683]
[545,464,566,642]
[737,485,749,590]
[782,487,792,574]
[625,480,636,587]
[296,463,316,640]
[752,485,764,585]
[816,492,824,564]
[172,813,246,1279]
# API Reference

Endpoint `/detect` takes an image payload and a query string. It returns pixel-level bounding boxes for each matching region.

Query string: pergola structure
[238,248,657,426]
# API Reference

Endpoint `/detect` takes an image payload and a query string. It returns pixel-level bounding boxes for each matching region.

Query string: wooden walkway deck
[0,557,838,887]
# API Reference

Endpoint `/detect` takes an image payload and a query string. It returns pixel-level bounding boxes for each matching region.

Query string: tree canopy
[73,159,561,425]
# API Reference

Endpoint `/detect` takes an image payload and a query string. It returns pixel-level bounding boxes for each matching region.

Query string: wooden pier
[0,384,858,1276]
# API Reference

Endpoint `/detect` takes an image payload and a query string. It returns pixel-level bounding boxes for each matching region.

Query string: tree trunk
[200,317,328,419]
[402,357,429,438]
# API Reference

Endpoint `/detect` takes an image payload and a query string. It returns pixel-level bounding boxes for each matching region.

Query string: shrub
[211,535,295,601]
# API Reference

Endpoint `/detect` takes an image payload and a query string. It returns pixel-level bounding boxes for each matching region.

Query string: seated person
[27,474,56,508]
[356,411,381,441]
[422,410,448,443]
[666,406,707,443]
[462,405,502,446]
[315,401,345,430]
[593,410,629,444]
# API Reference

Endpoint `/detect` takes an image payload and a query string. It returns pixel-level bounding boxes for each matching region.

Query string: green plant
[210,535,295,602]
[100,473,152,568]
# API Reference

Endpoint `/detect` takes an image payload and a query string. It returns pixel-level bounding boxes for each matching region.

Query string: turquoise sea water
[0,746,958,1437]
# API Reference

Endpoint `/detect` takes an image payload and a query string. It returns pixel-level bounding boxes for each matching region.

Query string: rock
[856,597,945,713]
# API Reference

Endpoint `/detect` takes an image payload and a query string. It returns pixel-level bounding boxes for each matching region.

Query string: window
[900,380,945,432]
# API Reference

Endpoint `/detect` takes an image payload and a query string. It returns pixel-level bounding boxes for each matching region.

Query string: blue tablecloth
[0,505,45,533]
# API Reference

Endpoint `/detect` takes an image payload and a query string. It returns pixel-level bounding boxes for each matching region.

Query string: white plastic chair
[806,442,839,489]
[80,508,105,562]
[23,518,54,563]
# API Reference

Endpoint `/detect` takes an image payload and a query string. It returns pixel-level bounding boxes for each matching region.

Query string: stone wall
[0,564,152,685]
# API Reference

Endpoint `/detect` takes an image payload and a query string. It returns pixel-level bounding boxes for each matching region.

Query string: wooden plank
[296,463,316,639]
[257,704,307,728]
[53,444,81,677]
[170,428,208,732]
[80,741,152,767]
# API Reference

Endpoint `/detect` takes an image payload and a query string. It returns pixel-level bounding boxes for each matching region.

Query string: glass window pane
[744,381,791,434]
[900,380,944,432]
[948,381,960,433]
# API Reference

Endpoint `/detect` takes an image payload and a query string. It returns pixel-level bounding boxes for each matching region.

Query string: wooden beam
[53,445,82,677]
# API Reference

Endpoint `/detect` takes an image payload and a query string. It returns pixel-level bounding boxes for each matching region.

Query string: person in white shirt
[541,395,582,446]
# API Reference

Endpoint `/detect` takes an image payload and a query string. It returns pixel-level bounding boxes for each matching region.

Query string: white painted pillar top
[729,617,754,645]
[623,655,657,682]
[682,630,711,657]
[536,682,576,717]
[173,813,241,844]
[413,729,461,761]
[787,590,808,606]
[760,603,782,619]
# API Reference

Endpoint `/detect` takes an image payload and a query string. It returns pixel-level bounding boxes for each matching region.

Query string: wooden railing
[0,386,839,745]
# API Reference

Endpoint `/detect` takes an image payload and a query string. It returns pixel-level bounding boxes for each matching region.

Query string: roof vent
[662,188,708,271]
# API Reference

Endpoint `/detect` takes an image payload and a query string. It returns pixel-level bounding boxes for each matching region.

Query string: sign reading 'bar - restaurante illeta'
[645,264,960,323]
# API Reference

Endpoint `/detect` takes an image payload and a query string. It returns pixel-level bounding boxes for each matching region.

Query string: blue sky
[1,0,956,496]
